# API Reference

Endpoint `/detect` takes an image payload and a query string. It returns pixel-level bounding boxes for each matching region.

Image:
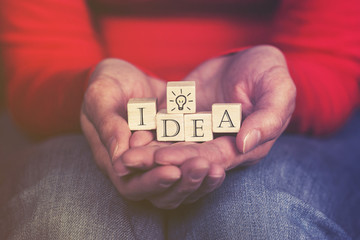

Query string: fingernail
[243,129,261,153]
[113,162,130,177]
[110,137,119,161]
[190,168,207,181]
[207,174,224,186]
[124,162,141,168]
[160,173,181,187]
[117,169,130,177]
[117,170,130,177]
[159,179,177,188]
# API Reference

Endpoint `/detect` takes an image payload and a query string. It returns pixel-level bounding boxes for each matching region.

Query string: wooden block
[127,98,157,130]
[185,112,213,142]
[167,81,196,114]
[212,103,242,133]
[156,109,185,141]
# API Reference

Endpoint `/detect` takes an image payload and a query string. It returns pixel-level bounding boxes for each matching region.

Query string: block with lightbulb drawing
[166,81,196,114]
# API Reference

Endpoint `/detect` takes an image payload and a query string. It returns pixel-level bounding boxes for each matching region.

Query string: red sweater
[0,0,359,137]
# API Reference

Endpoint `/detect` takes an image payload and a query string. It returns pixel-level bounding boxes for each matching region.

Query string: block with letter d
[156,109,185,141]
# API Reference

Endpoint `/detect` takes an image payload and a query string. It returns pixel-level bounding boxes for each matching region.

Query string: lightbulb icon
[175,95,187,110]
[168,87,194,112]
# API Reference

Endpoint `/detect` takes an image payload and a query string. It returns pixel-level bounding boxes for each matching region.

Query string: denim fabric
[1,111,359,240]
[0,136,165,240]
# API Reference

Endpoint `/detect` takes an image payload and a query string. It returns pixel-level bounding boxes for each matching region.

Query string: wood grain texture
[127,98,157,130]
[212,103,242,133]
[184,112,213,142]
[167,81,196,114]
[156,109,185,141]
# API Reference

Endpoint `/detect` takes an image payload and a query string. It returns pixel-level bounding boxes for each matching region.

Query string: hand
[154,45,296,168]
[117,45,296,208]
[120,144,225,208]
[80,58,183,200]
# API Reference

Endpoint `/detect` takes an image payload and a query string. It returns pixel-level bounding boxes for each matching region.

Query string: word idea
[127,81,242,142]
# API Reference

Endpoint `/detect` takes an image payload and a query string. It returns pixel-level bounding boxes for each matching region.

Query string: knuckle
[163,202,181,210]
[251,45,284,58]
[85,82,102,100]
[151,200,179,210]
[83,83,106,113]
[184,197,200,205]
[126,195,143,201]
[267,111,284,134]
[120,188,143,202]
[97,117,111,132]
[177,186,196,195]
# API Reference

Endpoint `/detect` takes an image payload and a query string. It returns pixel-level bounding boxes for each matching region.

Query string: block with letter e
[212,103,242,133]
[127,98,157,130]
[156,109,185,141]
[185,112,213,142]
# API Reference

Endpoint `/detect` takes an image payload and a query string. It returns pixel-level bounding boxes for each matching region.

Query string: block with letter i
[167,81,196,114]
[156,109,185,141]
[127,98,157,130]
[212,103,242,133]
[185,112,213,142]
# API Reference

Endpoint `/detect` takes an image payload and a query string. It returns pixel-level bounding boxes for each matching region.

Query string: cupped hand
[117,45,296,208]
[153,45,296,169]
[80,58,183,200]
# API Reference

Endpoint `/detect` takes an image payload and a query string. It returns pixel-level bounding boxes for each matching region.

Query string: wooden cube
[185,112,213,142]
[127,98,157,130]
[156,109,185,141]
[167,81,196,114]
[212,103,242,133]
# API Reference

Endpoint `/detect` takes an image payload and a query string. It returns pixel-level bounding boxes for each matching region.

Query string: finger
[183,163,225,204]
[237,109,292,154]
[237,69,296,153]
[154,136,239,168]
[118,165,181,201]
[129,130,156,148]
[115,142,171,171]
[80,113,113,173]
[96,113,132,162]
[154,135,275,169]
[148,157,209,209]
[83,83,131,163]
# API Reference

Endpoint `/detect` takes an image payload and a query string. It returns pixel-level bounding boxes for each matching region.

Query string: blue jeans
[1,110,359,240]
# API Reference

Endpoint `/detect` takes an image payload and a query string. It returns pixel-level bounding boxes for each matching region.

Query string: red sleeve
[271,0,360,135]
[0,0,104,137]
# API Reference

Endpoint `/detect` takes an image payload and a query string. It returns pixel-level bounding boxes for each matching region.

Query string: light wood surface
[212,103,242,133]
[166,81,196,114]
[127,98,157,130]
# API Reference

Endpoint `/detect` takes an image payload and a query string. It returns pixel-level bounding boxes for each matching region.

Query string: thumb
[236,76,296,153]
[95,113,131,162]
[82,87,132,163]
[236,109,290,154]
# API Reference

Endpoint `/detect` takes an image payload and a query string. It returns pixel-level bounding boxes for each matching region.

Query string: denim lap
[1,111,359,239]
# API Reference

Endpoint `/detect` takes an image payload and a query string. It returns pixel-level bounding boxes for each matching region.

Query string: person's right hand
[80,58,182,201]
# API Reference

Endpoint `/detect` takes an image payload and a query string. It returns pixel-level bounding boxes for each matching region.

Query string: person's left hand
[115,45,296,209]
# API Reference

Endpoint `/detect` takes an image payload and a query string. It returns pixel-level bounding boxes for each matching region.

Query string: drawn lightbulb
[175,95,187,110]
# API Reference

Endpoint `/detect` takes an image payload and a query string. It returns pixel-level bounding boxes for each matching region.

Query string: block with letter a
[212,103,242,133]
[167,81,196,114]
[156,109,185,141]
[127,98,157,130]
[184,112,213,142]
